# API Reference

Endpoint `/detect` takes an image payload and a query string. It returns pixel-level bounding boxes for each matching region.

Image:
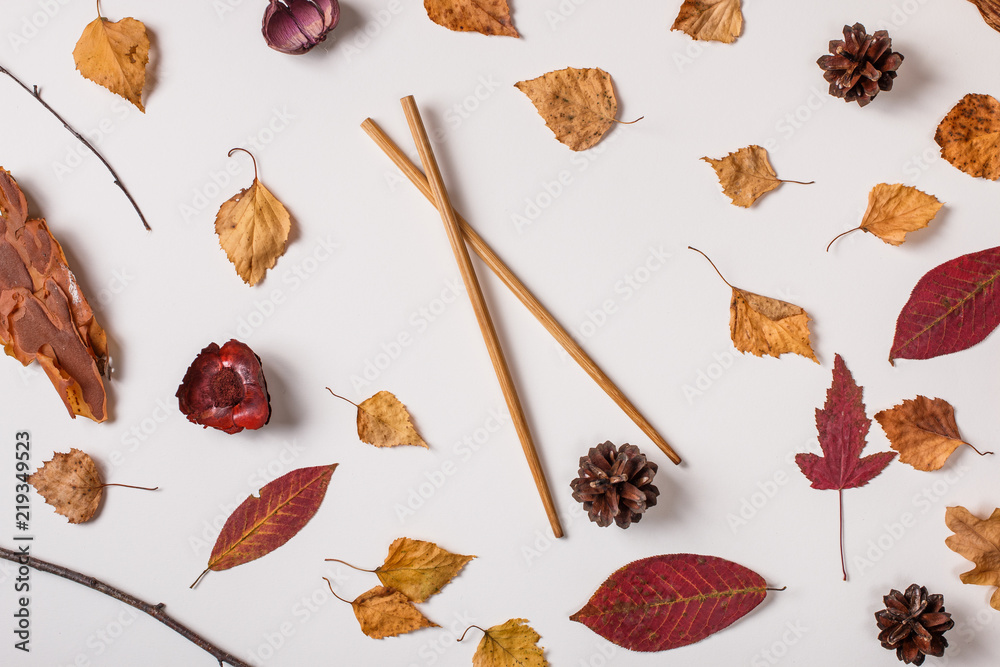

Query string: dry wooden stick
[400,96,564,538]
[360,118,681,465]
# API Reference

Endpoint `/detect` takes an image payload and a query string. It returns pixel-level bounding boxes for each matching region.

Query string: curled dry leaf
[72,9,149,112]
[328,389,428,448]
[934,94,1000,180]
[423,0,518,37]
[702,145,811,208]
[348,585,438,639]
[690,248,818,362]
[215,149,291,286]
[672,0,743,44]
[515,68,624,152]
[966,0,1000,34]
[468,619,547,667]
[875,396,990,471]
[945,506,1000,610]
[0,169,108,422]
[827,184,943,251]
[29,449,103,524]
[376,537,474,602]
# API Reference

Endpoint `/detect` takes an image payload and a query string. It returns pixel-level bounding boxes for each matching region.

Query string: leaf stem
[613,115,644,125]
[765,586,788,592]
[322,577,351,604]
[100,483,159,491]
[688,246,734,289]
[189,568,210,589]
[0,63,150,231]
[228,148,258,181]
[457,625,487,642]
[839,488,847,581]
[826,226,860,252]
[96,0,101,19]
[325,387,359,408]
[965,442,994,457]
[777,178,815,185]
[323,557,375,573]
[0,545,250,666]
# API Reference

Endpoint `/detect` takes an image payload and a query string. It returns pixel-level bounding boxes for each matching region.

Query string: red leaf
[795,355,894,579]
[193,464,337,587]
[569,554,768,652]
[889,246,1000,363]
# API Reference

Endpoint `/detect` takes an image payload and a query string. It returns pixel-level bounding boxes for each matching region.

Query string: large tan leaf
[875,396,988,471]
[672,0,743,44]
[945,506,1000,610]
[72,13,149,112]
[515,68,622,151]
[215,151,291,286]
[423,0,518,37]
[29,449,103,524]
[376,537,474,602]
[934,93,1000,179]
[702,145,810,207]
[967,0,1000,33]
[351,586,438,639]
[471,619,547,667]
[828,184,942,251]
[358,391,427,448]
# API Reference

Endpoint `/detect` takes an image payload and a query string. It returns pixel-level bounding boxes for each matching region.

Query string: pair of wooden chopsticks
[364,97,681,538]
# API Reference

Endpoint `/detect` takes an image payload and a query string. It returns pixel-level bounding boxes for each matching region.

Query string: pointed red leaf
[569,554,768,652]
[889,246,1000,363]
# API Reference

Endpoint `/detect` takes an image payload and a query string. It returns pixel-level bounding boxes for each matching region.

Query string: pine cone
[875,584,954,665]
[818,23,903,107]
[570,441,658,528]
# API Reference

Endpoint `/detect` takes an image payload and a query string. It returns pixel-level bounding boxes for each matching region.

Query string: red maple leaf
[795,354,895,580]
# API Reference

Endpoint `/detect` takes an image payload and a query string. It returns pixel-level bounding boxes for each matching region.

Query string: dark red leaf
[889,246,1000,363]
[569,554,768,652]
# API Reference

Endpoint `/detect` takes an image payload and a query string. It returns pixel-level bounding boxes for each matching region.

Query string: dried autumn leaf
[889,246,1000,364]
[934,94,1000,180]
[875,396,990,471]
[945,506,1000,610]
[702,145,811,207]
[827,184,943,251]
[192,464,337,587]
[349,586,438,639]
[29,449,102,524]
[690,247,818,362]
[570,554,768,651]
[72,10,149,112]
[796,354,896,580]
[468,619,547,667]
[0,168,108,422]
[423,0,518,37]
[967,0,1000,33]
[328,389,428,448]
[376,537,474,602]
[671,0,744,44]
[515,68,626,152]
[215,149,291,286]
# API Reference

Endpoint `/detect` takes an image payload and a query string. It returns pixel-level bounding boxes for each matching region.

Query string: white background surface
[1,0,1000,665]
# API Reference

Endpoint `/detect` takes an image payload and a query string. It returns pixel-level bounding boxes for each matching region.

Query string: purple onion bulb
[262,0,340,55]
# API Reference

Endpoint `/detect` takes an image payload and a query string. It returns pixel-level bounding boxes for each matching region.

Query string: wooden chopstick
[399,96,564,539]
[360,117,682,466]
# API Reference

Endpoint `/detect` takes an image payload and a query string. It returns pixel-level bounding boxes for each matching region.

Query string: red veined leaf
[192,463,337,587]
[889,246,1000,363]
[569,554,769,651]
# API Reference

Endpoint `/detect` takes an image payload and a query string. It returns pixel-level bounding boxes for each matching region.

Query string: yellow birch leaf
[672,0,744,44]
[215,150,291,287]
[828,184,943,250]
[357,391,428,448]
[875,396,989,471]
[352,586,438,639]
[29,448,103,524]
[702,145,810,207]
[945,506,1000,610]
[471,619,547,667]
[72,12,149,112]
[934,93,1000,180]
[376,537,475,602]
[515,68,621,151]
[423,0,518,37]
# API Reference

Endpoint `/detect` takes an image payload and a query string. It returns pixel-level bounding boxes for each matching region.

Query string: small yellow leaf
[861,184,942,245]
[731,289,818,363]
[376,538,475,602]
[352,586,439,639]
[515,68,620,151]
[703,145,805,208]
[945,506,1000,610]
[672,0,744,44]
[423,0,518,37]
[28,449,103,524]
[472,619,547,667]
[72,15,149,112]
[357,391,428,448]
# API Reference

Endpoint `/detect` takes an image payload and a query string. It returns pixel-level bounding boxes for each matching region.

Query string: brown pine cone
[570,441,658,528]
[875,584,954,665]
[818,23,903,107]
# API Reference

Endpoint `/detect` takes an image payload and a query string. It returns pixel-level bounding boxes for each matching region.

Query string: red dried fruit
[176,340,270,434]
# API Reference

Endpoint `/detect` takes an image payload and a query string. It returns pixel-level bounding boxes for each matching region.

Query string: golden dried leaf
[967,0,1000,33]
[357,391,428,448]
[860,184,943,245]
[731,289,818,363]
[702,145,802,207]
[28,449,103,524]
[875,396,982,471]
[351,586,438,639]
[472,619,547,667]
[215,154,291,287]
[72,14,149,112]
[672,0,744,44]
[934,93,1000,179]
[423,0,518,37]
[376,538,474,602]
[515,68,620,151]
[945,506,1000,610]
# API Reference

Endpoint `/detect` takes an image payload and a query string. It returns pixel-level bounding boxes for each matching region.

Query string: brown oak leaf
[72,10,149,111]
[945,506,1000,610]
[702,145,811,207]
[672,0,744,44]
[376,538,474,602]
[29,449,103,523]
[875,396,989,471]
[349,586,438,639]
[934,94,1000,179]
[967,0,1000,33]
[515,68,625,151]
[423,0,518,37]
[827,184,943,251]
[469,619,547,667]
[328,389,428,448]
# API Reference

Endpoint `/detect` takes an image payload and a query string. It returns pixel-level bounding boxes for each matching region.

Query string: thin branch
[0,64,150,231]
[0,545,248,666]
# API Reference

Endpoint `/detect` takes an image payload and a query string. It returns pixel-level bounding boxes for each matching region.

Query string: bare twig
[0,63,150,231]
[0,545,248,666]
